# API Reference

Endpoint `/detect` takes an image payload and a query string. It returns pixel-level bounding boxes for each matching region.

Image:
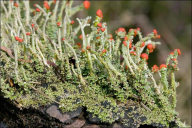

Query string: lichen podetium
[0,1,188,127]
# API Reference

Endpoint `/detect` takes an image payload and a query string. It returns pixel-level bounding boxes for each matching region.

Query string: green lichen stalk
[0,1,189,127]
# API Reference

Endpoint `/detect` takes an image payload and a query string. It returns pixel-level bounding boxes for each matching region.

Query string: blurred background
[30,1,191,126]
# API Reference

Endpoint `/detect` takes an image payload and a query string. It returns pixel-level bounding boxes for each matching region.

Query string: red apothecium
[79,34,82,39]
[84,1,90,10]
[147,44,153,50]
[102,49,107,53]
[140,53,148,60]
[174,49,181,55]
[101,28,105,32]
[36,8,40,12]
[96,9,103,18]
[153,29,157,35]
[71,21,75,25]
[160,64,167,69]
[97,23,102,28]
[152,65,159,73]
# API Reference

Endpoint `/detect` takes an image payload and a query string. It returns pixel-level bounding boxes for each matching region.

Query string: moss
[0,1,189,127]
[0,44,183,127]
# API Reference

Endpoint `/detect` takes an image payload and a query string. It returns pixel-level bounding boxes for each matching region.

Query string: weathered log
[0,94,178,128]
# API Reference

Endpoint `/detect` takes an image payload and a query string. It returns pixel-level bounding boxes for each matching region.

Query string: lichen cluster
[0,1,188,127]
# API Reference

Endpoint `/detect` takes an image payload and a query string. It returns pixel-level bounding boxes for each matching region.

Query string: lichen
[0,1,189,127]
